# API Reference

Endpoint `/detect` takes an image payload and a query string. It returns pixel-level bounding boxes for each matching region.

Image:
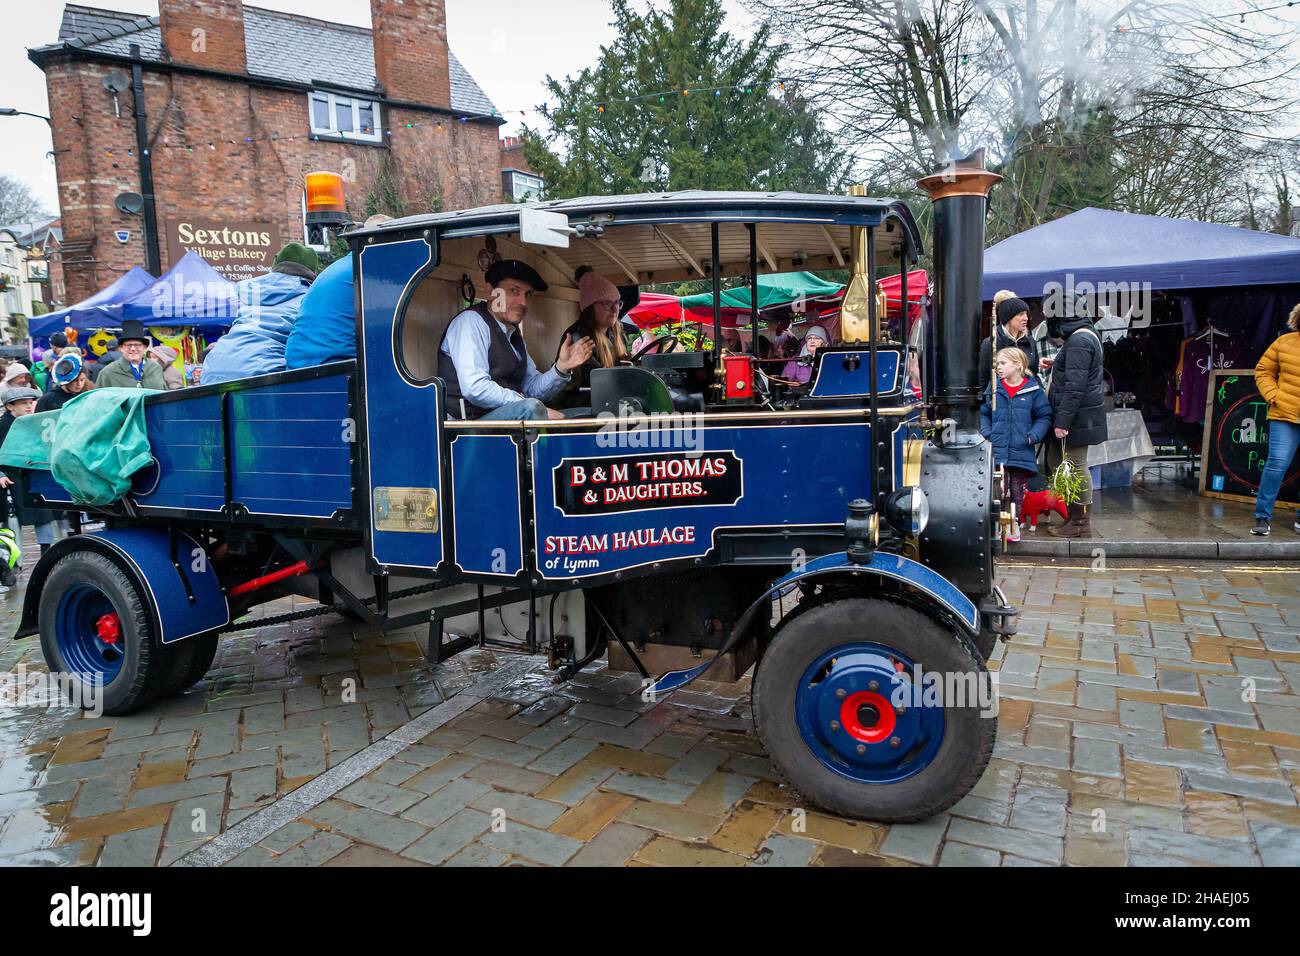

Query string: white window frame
[308,91,383,144]
[509,171,544,202]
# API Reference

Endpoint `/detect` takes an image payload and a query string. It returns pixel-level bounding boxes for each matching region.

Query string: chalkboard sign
[1199,369,1300,509]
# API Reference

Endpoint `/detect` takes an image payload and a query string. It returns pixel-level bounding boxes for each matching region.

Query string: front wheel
[38,550,164,716]
[754,597,996,823]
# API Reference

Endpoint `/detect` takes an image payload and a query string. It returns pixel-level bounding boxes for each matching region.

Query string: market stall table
[1088,407,1155,488]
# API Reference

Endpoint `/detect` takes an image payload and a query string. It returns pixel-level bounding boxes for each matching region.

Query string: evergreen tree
[522,0,845,199]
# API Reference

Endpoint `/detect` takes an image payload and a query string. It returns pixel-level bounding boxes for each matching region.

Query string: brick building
[30,1,506,303]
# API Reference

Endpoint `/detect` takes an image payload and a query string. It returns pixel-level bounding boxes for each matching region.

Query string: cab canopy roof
[350,190,921,288]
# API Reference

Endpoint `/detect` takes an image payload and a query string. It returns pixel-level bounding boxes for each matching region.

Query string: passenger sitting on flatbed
[439,259,594,421]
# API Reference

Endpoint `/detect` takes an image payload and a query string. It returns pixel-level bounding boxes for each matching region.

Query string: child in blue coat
[980,347,1054,542]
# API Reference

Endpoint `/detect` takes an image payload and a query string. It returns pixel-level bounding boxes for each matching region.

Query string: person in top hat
[96,319,166,390]
[438,259,595,420]
[36,353,95,412]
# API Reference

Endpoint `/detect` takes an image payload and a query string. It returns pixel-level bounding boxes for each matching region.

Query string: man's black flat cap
[485,259,548,292]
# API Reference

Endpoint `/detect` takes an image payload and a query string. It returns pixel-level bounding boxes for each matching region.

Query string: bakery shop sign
[165,218,282,280]
[553,451,743,516]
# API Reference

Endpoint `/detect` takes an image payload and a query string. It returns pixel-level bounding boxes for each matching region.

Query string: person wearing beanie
[978,295,1039,392]
[781,325,830,385]
[97,319,166,390]
[553,266,631,409]
[49,331,68,350]
[36,353,94,412]
[1,362,36,391]
[148,345,185,390]
[272,242,322,281]
[101,336,123,366]
[1044,294,1107,538]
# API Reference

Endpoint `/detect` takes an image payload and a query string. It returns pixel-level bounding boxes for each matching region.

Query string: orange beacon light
[304,171,348,226]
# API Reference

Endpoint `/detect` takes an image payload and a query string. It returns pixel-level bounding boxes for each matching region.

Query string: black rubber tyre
[156,632,220,698]
[974,624,997,661]
[38,550,164,716]
[754,597,996,823]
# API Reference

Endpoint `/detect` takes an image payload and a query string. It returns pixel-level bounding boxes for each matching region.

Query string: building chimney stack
[371,0,453,109]
[160,0,248,73]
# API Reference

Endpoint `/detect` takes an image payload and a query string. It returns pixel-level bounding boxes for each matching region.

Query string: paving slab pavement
[2,551,1299,867]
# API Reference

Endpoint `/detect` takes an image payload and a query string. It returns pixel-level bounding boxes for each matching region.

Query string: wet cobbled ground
[1,555,1298,866]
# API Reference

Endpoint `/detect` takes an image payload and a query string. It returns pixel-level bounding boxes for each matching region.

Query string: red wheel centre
[840,690,895,744]
[95,612,121,645]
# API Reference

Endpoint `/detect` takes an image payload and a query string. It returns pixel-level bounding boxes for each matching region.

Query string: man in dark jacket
[979,297,1040,391]
[1046,300,1108,538]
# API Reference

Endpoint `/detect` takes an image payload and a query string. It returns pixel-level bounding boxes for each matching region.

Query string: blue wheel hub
[55,584,124,685]
[794,642,945,784]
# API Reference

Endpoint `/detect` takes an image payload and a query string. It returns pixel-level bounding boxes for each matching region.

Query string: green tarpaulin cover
[677,271,844,311]
[0,388,154,506]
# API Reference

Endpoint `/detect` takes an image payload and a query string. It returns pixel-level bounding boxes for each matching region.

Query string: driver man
[439,260,594,421]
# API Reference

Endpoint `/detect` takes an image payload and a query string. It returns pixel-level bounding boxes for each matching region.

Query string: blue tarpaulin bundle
[199,270,313,385]
[983,207,1300,301]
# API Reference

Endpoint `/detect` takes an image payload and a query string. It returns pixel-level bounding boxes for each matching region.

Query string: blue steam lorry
[10,153,1017,822]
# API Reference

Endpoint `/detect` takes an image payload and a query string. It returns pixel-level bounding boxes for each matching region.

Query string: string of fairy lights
[98,78,805,157]
[87,0,1295,160]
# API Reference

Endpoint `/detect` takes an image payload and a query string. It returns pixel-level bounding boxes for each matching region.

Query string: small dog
[1021,488,1069,530]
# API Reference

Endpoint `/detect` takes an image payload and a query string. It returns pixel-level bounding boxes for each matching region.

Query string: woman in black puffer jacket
[1046,302,1107,538]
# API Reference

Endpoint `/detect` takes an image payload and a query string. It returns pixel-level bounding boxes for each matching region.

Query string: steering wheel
[631,334,679,363]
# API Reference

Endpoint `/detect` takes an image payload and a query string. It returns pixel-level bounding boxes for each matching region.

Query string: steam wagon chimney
[916,150,1002,437]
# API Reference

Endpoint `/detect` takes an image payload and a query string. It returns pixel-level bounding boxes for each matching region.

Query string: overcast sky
[0,0,756,217]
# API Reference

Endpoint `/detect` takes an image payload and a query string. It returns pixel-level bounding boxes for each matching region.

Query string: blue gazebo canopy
[29,266,156,336]
[983,207,1300,300]
[117,251,240,329]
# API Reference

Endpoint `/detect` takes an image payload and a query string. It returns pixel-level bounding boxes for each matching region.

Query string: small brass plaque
[373,487,439,533]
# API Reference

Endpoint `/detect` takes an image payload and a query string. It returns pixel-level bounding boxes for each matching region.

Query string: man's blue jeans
[478,398,547,422]
[1254,419,1300,519]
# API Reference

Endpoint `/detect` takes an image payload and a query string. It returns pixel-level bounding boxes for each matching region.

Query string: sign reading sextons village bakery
[165,218,282,281]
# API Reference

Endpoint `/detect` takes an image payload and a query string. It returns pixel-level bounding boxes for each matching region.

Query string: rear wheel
[156,632,220,698]
[754,597,995,823]
[38,550,163,716]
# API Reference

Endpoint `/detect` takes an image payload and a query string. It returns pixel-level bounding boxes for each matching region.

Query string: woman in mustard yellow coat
[1251,303,1300,535]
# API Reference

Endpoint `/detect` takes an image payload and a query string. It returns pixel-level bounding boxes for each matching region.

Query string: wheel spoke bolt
[856,744,866,755]
[829,720,841,732]
[889,737,901,748]
[835,688,846,699]
[868,680,879,691]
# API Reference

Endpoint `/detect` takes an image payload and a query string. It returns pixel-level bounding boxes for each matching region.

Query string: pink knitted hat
[577,268,620,312]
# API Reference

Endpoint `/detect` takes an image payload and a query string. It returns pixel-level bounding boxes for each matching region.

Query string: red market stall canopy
[628,270,928,329]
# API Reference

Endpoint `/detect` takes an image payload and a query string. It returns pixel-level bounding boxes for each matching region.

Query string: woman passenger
[555,266,631,408]
[780,325,829,386]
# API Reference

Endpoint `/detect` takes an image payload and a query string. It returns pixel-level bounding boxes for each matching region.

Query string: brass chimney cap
[916,148,1003,201]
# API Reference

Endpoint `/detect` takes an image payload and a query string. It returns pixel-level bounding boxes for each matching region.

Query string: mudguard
[14,528,229,645]
[648,551,978,694]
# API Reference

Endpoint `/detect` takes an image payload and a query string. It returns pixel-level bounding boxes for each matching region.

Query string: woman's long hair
[580,304,630,368]
[1289,302,1299,332]
[575,266,629,368]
